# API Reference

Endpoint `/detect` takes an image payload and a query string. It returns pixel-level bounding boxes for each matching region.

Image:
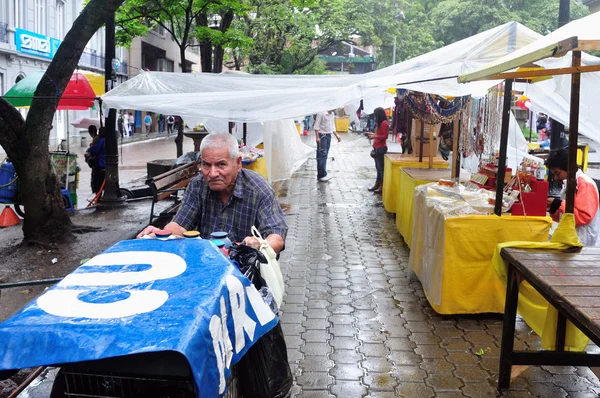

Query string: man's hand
[315,133,321,144]
[242,236,261,250]
[136,221,186,239]
[335,133,341,143]
[137,225,161,239]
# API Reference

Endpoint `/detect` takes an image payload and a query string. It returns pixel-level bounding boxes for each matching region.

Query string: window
[55,1,64,38]
[34,0,46,34]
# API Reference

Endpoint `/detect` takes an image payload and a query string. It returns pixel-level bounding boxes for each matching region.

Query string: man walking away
[314,110,341,182]
[167,115,175,135]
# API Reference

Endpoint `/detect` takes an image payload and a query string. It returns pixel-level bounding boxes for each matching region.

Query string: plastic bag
[236,322,293,398]
[173,151,201,167]
[251,226,285,309]
[228,243,268,287]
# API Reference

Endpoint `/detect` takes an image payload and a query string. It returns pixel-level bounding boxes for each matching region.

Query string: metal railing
[79,50,128,75]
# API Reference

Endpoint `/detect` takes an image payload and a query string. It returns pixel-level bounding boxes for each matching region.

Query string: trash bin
[81,137,88,147]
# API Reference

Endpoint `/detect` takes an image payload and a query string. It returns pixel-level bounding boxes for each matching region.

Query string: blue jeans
[316,133,331,179]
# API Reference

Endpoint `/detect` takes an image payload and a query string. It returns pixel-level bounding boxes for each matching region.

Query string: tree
[115,0,251,73]
[245,0,373,74]
[429,0,589,45]
[0,0,125,244]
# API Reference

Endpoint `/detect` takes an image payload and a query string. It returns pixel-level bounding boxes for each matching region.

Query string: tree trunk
[0,0,125,244]
[212,11,235,73]
[196,13,212,73]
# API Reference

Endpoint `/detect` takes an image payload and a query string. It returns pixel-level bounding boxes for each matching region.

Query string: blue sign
[0,239,278,397]
[15,28,61,59]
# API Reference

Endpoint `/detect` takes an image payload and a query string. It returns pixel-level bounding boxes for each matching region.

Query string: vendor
[546,148,600,246]
[137,132,288,253]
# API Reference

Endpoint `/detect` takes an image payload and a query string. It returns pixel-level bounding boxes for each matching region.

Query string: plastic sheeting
[101,22,541,124]
[409,183,552,314]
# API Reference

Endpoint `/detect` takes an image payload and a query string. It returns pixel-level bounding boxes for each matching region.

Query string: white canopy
[101,21,543,124]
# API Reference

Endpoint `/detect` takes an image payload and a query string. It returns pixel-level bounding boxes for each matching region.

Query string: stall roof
[459,11,600,83]
[455,11,600,146]
[101,21,542,125]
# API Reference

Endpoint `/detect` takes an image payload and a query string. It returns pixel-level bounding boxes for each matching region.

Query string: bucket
[0,161,18,203]
[81,136,88,147]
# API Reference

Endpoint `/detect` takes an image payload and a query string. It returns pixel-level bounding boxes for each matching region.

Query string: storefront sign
[15,28,61,59]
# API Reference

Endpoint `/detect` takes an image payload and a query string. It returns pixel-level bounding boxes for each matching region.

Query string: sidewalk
[279,132,600,397]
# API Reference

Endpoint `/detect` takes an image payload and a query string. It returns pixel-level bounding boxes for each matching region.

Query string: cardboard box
[411,120,440,157]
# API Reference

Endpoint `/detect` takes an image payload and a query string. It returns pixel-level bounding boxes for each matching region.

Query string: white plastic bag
[251,226,285,308]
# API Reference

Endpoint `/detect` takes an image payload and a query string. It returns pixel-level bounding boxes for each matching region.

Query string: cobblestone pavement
[276,133,600,397]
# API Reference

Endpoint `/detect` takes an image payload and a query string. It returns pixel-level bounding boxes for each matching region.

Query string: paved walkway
[278,133,600,397]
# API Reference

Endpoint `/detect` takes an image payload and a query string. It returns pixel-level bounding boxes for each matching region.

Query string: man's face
[201,147,242,192]
[550,167,568,181]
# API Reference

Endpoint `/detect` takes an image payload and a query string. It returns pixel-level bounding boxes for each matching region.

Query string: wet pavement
[7,131,600,397]
[277,133,600,397]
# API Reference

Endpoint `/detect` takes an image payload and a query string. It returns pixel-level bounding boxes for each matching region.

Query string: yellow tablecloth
[243,156,268,180]
[409,185,552,315]
[396,168,469,248]
[382,154,448,213]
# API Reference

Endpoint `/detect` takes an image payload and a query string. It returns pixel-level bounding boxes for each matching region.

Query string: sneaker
[318,176,332,182]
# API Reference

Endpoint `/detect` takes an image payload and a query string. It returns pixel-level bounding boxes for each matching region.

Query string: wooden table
[498,247,600,390]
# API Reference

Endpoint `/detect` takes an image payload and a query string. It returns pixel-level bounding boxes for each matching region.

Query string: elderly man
[138,132,287,252]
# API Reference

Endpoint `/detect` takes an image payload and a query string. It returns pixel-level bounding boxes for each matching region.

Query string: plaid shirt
[173,169,288,243]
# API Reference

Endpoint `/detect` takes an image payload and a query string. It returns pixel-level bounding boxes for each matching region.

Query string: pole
[565,51,581,214]
[98,10,126,208]
[549,0,571,194]
[494,79,513,216]
[528,110,533,143]
[243,122,247,145]
[392,36,397,65]
[451,115,460,179]
[419,120,424,163]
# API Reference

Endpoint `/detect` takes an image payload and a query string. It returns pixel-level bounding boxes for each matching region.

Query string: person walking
[366,107,389,193]
[167,115,175,135]
[128,112,135,135]
[314,110,341,182]
[122,112,130,137]
[144,113,152,136]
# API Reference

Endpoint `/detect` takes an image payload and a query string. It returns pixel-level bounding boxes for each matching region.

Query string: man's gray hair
[200,132,239,160]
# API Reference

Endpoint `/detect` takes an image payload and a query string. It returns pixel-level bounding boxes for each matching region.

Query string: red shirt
[373,120,388,149]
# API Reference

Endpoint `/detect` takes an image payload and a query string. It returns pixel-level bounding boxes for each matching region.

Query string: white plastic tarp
[101,21,543,123]
[462,11,600,145]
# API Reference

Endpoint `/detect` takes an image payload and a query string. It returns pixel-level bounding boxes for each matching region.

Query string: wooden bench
[146,161,200,225]
[498,247,600,391]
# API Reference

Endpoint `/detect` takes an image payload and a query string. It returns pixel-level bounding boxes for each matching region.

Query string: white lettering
[59,252,186,287]
[37,290,168,319]
[209,296,233,395]
[20,34,50,55]
[226,275,256,354]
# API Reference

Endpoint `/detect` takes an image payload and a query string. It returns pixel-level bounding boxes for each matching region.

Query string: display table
[382,154,448,213]
[409,184,552,314]
[243,156,268,180]
[396,168,470,248]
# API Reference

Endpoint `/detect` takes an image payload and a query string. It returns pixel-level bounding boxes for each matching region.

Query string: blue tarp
[0,239,278,397]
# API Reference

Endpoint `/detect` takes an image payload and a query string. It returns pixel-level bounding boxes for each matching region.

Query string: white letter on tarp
[58,252,187,287]
[209,296,233,395]
[245,285,276,326]
[226,275,256,353]
[37,290,168,319]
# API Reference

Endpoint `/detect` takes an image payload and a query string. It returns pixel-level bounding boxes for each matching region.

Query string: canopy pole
[565,50,582,214]
[65,106,70,191]
[428,122,434,169]
[451,115,460,179]
[419,120,424,163]
[494,79,513,216]
[528,110,533,143]
[243,122,247,145]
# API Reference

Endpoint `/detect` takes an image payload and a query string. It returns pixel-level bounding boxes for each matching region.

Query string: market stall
[409,183,552,314]
[382,154,449,213]
[396,168,470,248]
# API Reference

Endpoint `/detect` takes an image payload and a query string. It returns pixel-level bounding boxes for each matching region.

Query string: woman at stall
[367,107,389,193]
[546,148,600,246]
